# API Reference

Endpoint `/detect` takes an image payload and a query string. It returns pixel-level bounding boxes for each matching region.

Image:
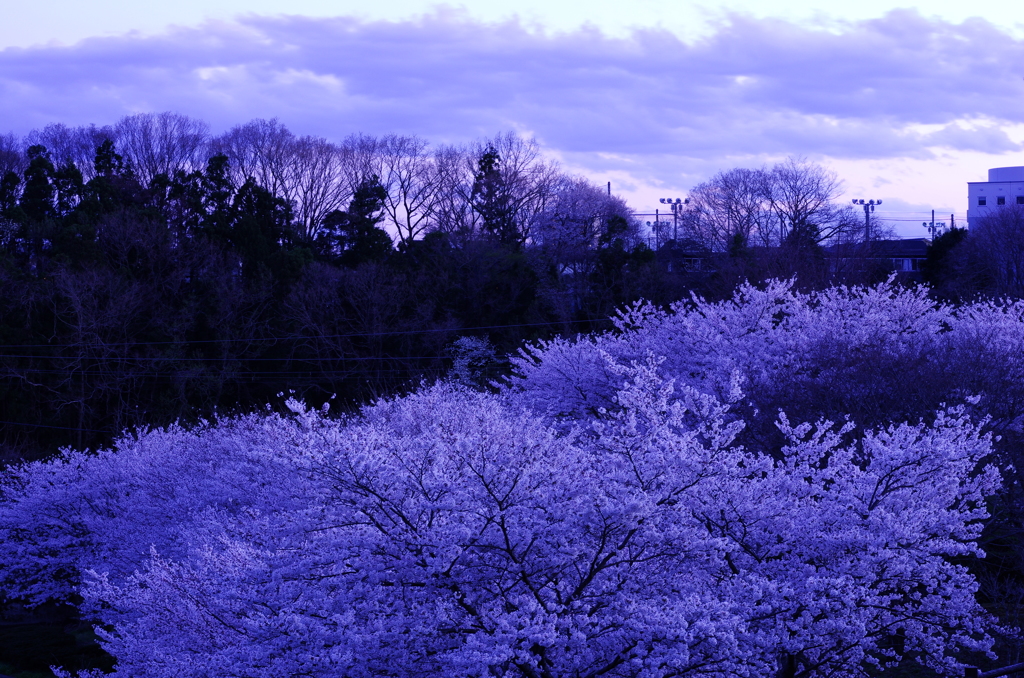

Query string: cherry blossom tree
[0,361,1001,677]
[506,277,990,435]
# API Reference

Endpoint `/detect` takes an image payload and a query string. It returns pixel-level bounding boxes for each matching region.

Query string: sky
[2,0,1024,236]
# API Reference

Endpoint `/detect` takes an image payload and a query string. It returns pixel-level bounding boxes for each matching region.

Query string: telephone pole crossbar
[852,198,882,240]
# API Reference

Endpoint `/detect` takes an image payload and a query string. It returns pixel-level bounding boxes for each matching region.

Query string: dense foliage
[0,117,660,463]
[1,280,1018,677]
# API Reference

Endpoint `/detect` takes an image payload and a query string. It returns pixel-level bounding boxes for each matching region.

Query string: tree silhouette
[471,143,516,247]
[317,174,392,267]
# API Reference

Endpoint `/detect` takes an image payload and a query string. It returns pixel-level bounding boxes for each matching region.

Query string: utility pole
[922,209,938,240]
[659,198,689,243]
[923,211,960,239]
[646,211,675,250]
[852,199,882,240]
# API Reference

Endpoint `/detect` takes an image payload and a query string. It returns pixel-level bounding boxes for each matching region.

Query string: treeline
[0,114,672,463]
[0,114,636,246]
[652,158,911,288]
[0,113,936,463]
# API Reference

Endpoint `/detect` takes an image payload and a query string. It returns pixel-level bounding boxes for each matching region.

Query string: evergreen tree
[229,178,295,281]
[94,139,127,178]
[471,144,516,247]
[80,140,144,219]
[19,145,56,224]
[922,226,969,292]
[317,175,392,268]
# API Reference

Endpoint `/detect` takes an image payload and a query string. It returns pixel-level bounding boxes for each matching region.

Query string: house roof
[871,238,929,257]
[826,238,929,258]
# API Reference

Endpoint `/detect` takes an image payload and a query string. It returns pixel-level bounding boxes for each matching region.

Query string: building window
[998,196,1006,205]
[979,197,987,206]
[1018,196,1024,204]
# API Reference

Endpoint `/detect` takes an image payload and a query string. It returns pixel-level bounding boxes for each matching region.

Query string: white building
[967,166,1024,228]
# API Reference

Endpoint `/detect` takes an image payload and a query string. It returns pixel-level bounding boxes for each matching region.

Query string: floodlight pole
[852,198,882,240]
[659,197,690,243]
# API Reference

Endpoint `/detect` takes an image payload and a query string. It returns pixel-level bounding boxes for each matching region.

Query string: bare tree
[215,120,354,239]
[375,134,439,246]
[50,266,151,448]
[424,133,596,248]
[283,262,454,397]
[337,134,380,192]
[213,118,294,195]
[688,158,862,252]
[114,113,210,185]
[24,124,114,180]
[764,157,852,243]
[970,204,1024,296]
[427,144,476,238]
[688,167,774,251]
[289,135,352,239]
[0,133,21,178]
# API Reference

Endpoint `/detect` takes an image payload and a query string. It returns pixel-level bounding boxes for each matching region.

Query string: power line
[0,354,451,362]
[0,366,445,377]
[0,419,110,433]
[0,318,610,352]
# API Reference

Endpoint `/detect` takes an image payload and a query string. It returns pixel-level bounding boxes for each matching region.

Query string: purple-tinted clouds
[1,9,1022,187]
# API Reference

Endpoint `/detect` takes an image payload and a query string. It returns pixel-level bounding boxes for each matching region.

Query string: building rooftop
[988,167,1024,182]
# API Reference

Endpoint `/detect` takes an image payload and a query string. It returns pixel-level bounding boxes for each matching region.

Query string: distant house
[657,238,715,274]
[827,238,929,279]
[872,238,929,274]
[967,166,1024,228]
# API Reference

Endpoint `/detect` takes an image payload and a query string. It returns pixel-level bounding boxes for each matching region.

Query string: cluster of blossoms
[0,280,1013,677]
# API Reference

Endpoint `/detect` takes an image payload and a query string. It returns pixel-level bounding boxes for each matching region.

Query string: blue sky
[3,0,1023,234]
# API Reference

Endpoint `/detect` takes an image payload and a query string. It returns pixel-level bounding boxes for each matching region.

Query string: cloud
[1,9,1022,189]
